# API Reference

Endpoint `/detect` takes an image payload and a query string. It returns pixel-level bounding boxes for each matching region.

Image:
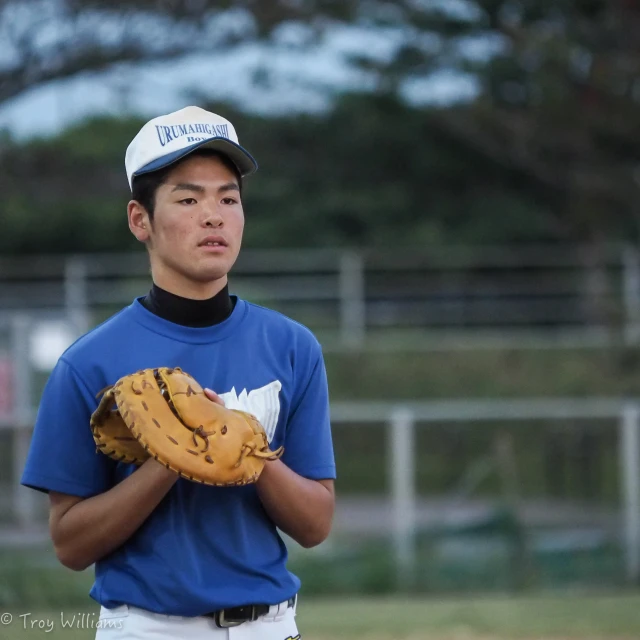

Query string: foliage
[0,534,625,609]
[0,94,558,254]
[349,1,640,242]
[2,1,640,249]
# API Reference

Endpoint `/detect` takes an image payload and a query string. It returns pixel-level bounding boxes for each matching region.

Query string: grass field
[4,593,640,639]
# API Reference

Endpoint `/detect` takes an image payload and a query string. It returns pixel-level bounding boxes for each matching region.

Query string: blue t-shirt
[20,295,336,616]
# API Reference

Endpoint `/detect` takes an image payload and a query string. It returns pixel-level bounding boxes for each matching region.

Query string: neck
[150,264,229,300]
[141,282,234,328]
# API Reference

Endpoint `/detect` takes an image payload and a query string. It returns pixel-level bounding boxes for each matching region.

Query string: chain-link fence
[324,400,629,595]
[1,394,634,602]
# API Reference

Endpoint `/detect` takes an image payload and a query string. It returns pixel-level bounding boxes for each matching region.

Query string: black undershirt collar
[141,283,234,328]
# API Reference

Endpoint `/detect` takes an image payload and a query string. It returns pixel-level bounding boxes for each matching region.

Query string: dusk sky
[0,22,481,140]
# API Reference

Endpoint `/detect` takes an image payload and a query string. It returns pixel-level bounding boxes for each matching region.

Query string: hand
[204,388,225,407]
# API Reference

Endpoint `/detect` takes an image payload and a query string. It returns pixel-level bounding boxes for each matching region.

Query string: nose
[202,206,223,228]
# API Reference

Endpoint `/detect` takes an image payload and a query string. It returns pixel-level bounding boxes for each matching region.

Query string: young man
[20,106,336,639]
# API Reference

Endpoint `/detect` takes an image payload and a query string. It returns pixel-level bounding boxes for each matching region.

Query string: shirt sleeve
[281,340,336,480]
[20,357,116,497]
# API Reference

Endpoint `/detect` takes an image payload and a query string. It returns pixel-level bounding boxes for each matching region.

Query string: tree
[343,0,640,242]
[3,0,640,247]
[0,94,556,254]
[0,0,357,107]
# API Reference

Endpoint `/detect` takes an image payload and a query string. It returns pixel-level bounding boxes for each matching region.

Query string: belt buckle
[214,606,255,628]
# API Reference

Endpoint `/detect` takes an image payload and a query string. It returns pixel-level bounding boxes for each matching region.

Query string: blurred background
[2,1,640,638]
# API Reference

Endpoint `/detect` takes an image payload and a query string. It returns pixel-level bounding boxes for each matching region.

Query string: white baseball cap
[125,106,258,190]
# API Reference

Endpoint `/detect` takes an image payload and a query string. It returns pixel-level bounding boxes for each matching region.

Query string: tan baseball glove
[90,367,284,486]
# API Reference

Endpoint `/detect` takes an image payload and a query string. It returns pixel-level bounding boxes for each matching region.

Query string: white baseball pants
[94,598,300,640]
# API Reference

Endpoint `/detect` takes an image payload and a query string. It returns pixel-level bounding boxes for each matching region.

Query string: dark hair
[131,149,243,219]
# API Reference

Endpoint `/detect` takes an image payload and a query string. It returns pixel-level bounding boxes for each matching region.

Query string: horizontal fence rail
[330,398,635,422]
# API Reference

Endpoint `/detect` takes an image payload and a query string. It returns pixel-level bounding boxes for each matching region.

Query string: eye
[178,198,197,205]
[221,197,238,205]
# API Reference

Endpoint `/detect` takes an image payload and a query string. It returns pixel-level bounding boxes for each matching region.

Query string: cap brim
[133,137,258,181]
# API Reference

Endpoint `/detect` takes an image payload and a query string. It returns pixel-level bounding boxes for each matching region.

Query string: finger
[204,388,225,406]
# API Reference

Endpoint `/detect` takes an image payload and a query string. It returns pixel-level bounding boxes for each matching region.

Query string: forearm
[256,460,334,548]
[51,459,178,570]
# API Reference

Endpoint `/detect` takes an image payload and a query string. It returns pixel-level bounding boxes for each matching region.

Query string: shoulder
[58,303,135,366]
[243,301,322,351]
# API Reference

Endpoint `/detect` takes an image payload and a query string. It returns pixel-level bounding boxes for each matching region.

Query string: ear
[128,201,151,243]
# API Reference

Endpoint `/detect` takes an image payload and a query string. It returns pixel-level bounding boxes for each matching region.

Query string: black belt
[205,595,296,628]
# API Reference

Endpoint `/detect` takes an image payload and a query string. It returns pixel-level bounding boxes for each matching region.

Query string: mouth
[198,235,228,249]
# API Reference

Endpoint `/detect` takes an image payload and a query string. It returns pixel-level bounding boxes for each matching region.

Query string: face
[128,154,244,299]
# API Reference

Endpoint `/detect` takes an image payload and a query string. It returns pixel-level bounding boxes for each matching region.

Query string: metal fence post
[389,407,416,590]
[623,245,640,345]
[65,256,90,338]
[11,314,38,528]
[620,403,640,584]
[339,251,365,350]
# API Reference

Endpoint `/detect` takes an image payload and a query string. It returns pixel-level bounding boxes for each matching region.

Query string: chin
[192,267,230,283]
